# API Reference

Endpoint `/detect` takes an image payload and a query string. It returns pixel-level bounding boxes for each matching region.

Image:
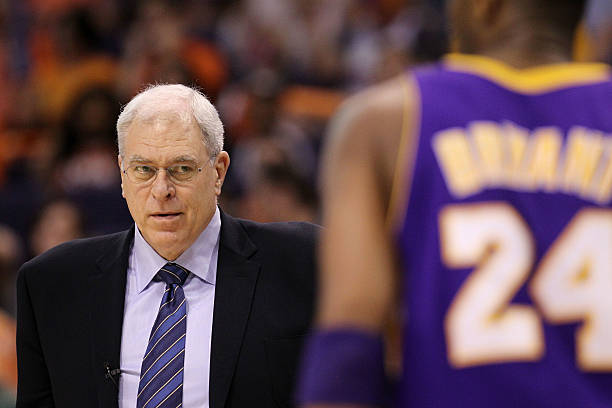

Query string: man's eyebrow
[127,155,150,163]
[172,155,198,163]
[125,155,198,164]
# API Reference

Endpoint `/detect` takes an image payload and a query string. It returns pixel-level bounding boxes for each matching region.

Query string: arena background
[0,0,611,405]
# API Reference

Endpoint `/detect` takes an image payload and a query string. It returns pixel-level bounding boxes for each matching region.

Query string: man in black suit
[16,84,318,408]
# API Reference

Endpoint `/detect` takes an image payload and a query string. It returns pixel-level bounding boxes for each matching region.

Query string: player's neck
[478,30,573,69]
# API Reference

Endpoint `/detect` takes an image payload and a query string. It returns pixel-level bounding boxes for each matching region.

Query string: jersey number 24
[439,203,612,371]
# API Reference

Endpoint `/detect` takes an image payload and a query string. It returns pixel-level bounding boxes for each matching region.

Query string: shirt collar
[132,206,221,293]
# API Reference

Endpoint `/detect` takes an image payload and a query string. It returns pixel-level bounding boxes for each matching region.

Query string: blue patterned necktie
[137,262,189,408]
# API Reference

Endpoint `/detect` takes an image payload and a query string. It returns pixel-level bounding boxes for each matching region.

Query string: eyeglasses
[122,163,203,185]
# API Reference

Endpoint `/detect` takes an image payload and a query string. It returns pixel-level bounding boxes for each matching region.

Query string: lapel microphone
[104,362,121,388]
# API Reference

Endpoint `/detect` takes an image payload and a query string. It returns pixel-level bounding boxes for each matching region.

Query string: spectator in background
[53,86,132,235]
[0,225,22,315]
[227,82,317,197]
[240,163,318,223]
[29,199,83,257]
[0,308,16,399]
[117,0,228,101]
[0,225,19,406]
[28,7,118,125]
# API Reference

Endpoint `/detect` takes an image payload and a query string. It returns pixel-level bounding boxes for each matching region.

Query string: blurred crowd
[0,0,610,403]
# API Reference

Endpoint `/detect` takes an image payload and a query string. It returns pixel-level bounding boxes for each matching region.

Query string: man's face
[118,114,229,261]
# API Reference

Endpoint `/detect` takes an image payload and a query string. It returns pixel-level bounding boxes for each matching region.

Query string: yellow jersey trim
[444,54,610,94]
[386,74,421,234]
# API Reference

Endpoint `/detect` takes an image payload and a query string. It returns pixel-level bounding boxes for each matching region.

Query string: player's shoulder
[354,76,409,107]
[18,230,131,281]
[327,74,418,157]
[338,75,414,130]
[323,73,420,198]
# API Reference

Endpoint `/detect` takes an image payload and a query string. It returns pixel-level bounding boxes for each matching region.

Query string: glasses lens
[128,165,157,182]
[168,164,197,182]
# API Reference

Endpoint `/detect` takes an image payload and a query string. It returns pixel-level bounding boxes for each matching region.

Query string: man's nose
[151,170,175,200]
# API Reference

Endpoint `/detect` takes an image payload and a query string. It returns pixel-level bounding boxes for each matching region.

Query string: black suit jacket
[16,212,319,407]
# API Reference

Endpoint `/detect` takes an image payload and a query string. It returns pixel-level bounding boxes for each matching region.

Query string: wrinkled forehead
[123,111,207,159]
[127,103,202,144]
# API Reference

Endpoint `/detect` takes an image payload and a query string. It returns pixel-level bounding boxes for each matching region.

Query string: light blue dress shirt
[118,207,220,408]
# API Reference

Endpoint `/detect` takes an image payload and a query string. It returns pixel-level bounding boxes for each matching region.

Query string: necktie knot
[156,262,189,286]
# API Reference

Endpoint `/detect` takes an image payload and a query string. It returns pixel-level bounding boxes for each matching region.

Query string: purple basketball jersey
[397,54,612,407]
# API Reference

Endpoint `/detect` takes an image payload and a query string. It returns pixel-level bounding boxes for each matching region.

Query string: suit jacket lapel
[210,212,260,408]
[89,227,133,408]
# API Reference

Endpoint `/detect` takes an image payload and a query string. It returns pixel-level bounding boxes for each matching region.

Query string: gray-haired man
[17,84,319,408]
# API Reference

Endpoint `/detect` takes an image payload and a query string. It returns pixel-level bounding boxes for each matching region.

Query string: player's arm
[298,76,418,408]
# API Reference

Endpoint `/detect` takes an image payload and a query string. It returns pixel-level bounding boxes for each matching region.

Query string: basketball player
[298,0,612,406]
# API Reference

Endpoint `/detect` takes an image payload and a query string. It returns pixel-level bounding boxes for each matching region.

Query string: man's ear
[213,151,230,195]
[118,155,126,198]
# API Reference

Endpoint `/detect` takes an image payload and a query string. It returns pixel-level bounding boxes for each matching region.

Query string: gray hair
[116,84,224,157]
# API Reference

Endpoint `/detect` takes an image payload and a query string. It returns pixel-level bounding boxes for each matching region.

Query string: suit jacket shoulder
[216,214,320,337]
[235,218,320,256]
[17,229,132,408]
[19,229,133,283]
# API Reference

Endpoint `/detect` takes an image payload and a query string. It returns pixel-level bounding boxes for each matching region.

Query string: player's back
[397,53,612,407]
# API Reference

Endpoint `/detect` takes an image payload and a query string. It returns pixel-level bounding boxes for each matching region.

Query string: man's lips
[150,212,183,219]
